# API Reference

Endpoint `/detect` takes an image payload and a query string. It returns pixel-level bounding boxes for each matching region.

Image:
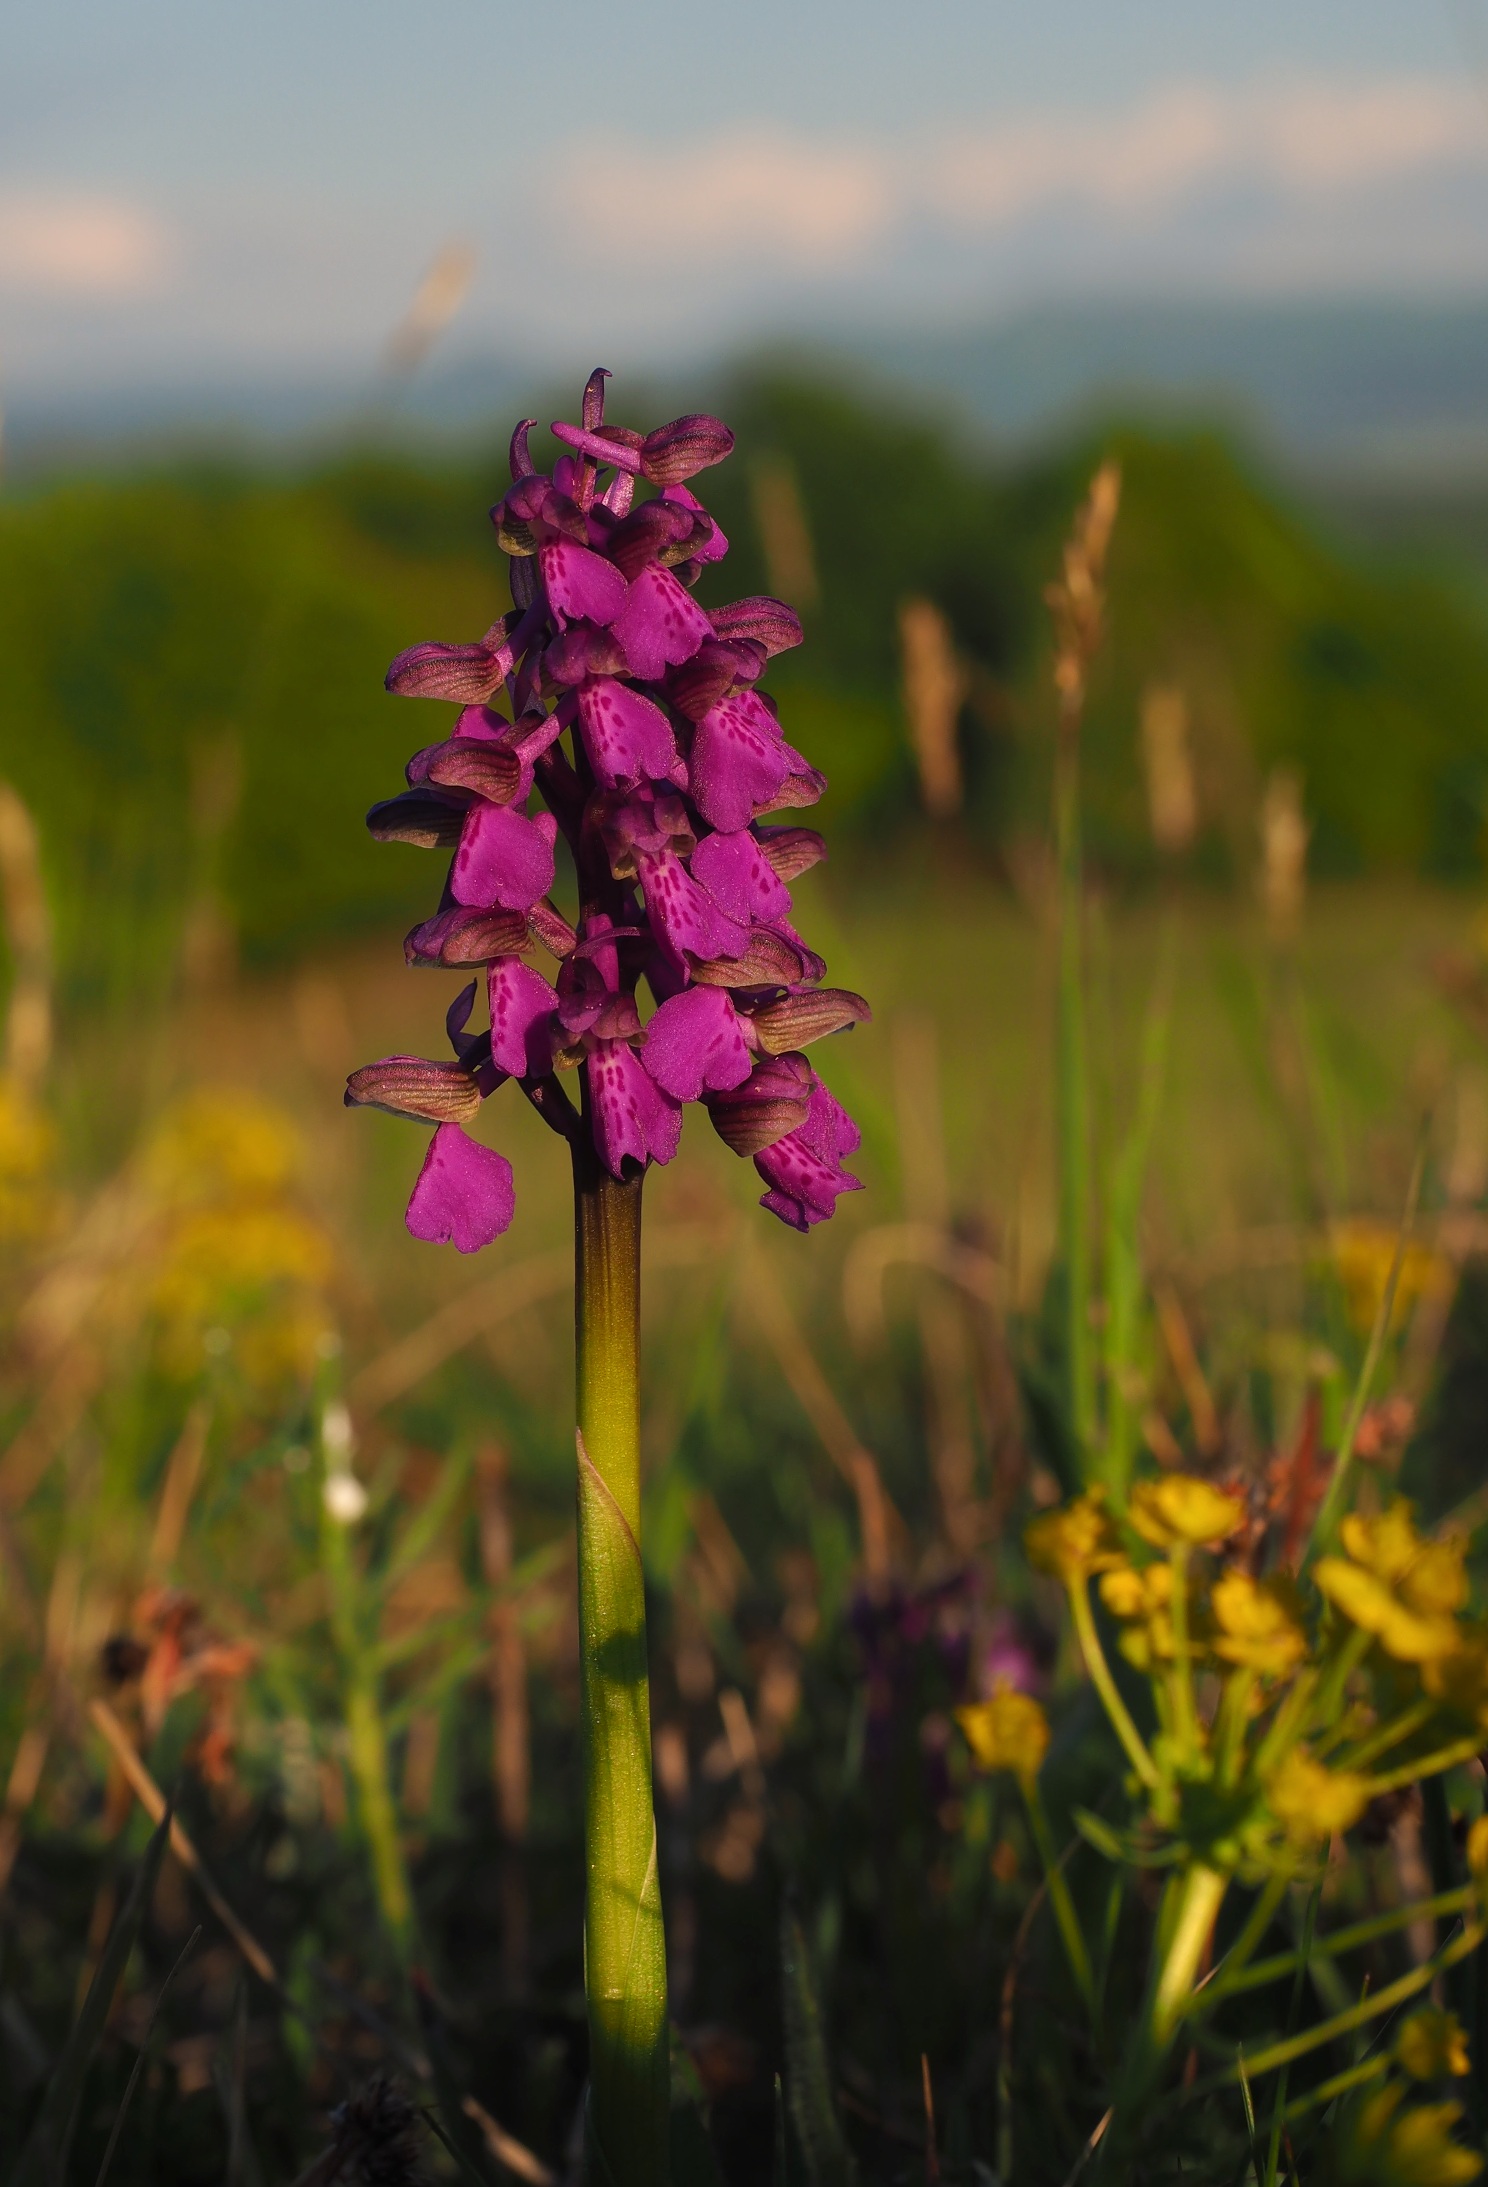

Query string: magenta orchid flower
[347,368,868,1252]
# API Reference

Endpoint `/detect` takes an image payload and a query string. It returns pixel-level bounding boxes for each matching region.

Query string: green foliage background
[6,372,1488,1012]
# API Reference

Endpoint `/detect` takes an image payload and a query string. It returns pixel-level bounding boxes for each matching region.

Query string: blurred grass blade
[1100,921,1175,1502]
[95,1923,199,2187]
[779,1910,856,2187]
[669,2036,725,2187]
[15,1803,173,2187]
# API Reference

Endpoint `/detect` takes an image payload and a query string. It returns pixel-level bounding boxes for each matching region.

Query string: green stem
[1264,1882,1320,2186]
[1219,1922,1485,2085]
[1150,1865,1228,2050]
[1214,1886,1474,2001]
[1055,685,1096,1459]
[1026,1787,1097,2018]
[573,1152,669,2187]
[321,1470,412,1952]
[1168,1546,1198,1756]
[1367,1736,1486,1799]
[1303,1131,1426,1567]
[1068,1580,1161,1789]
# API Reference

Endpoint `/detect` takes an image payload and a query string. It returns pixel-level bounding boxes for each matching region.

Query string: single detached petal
[611,564,714,681]
[577,678,679,789]
[642,986,753,1102]
[452,803,557,912]
[588,1040,683,1176]
[689,828,792,923]
[689,694,791,830]
[637,848,750,967]
[488,955,558,1077]
[405,1123,516,1253]
[539,538,627,628]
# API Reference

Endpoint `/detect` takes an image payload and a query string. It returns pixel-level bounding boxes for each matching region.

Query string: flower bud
[706,1054,814,1156]
[710,596,804,656]
[345,1055,485,1124]
[749,987,871,1054]
[640,413,735,485]
[407,739,522,804]
[366,789,471,848]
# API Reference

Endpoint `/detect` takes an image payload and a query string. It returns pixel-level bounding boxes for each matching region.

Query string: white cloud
[550,126,897,266]
[552,76,1488,265]
[0,194,175,297]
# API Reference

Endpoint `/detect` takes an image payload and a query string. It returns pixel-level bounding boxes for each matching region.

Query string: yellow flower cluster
[1316,1504,1468,1667]
[1209,1570,1306,1679]
[1332,2082,1482,2186]
[956,1684,1051,1792]
[1026,1490,1121,1585]
[0,1077,59,1243]
[1265,1748,1370,1845]
[1396,2011,1471,2085]
[143,1092,336,1389]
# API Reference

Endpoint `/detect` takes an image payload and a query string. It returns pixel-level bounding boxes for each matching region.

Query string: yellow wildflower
[1332,1219,1452,1340]
[1026,1492,1121,1586]
[1333,2084,1482,2186]
[1467,1816,1488,1886]
[1099,1560,1179,1670]
[143,1090,301,1209]
[0,1078,59,1242]
[1316,1503,1466,1665]
[1397,2011,1471,2084]
[1128,1474,1244,1550]
[956,1684,1050,1791]
[1267,1748,1370,1844]
[1210,1569,1306,1679]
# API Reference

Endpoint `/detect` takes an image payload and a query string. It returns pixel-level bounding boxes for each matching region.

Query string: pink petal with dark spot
[641,986,753,1102]
[487,956,558,1077]
[577,678,679,789]
[689,695,791,830]
[405,1124,516,1253]
[637,848,750,966]
[539,538,627,628]
[588,1040,683,1176]
[452,803,557,911]
[611,564,714,680]
[689,829,792,923]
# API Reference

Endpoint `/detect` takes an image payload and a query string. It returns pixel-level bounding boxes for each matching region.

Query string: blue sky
[4,1,1488,401]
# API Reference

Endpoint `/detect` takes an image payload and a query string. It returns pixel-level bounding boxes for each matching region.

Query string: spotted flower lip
[350,368,868,1247]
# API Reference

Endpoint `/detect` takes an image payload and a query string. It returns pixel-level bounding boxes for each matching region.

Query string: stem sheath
[573,1154,669,2187]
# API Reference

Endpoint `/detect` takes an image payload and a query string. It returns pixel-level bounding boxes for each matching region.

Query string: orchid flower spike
[349,372,868,1248]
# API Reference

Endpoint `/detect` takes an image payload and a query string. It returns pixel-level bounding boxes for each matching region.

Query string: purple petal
[577,678,679,790]
[488,956,558,1077]
[550,419,646,473]
[641,986,753,1102]
[611,564,714,681]
[539,538,627,628]
[800,1077,863,1165]
[637,847,750,967]
[404,904,530,967]
[689,829,792,923]
[452,803,557,912]
[405,1123,516,1253]
[689,695,791,831]
[587,1041,683,1175]
[662,484,728,563]
[751,1075,862,1229]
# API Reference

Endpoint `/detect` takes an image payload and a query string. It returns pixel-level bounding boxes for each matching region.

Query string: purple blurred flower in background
[347,370,868,1249]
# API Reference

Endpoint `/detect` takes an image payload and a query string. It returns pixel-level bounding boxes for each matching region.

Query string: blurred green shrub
[7,377,1488,1017]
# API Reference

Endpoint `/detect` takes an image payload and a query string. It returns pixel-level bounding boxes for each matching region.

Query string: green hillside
[4,377,1488,1012]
